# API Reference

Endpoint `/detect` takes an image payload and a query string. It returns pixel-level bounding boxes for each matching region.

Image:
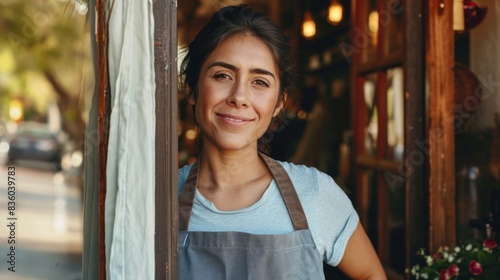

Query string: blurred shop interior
[177,0,500,279]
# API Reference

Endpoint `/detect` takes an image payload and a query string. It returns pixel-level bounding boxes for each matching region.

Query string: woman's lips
[216,113,253,124]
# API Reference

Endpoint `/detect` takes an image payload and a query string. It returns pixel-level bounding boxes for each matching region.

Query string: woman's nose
[227,81,248,108]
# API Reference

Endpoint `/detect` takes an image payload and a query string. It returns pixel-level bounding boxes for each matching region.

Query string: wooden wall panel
[426,0,456,252]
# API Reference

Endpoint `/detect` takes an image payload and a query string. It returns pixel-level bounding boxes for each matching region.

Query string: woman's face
[191,34,284,153]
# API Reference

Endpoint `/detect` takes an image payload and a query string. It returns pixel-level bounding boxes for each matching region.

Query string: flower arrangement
[409,239,500,279]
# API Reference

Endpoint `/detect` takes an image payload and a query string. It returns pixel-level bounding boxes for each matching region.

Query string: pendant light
[327,0,343,25]
[301,11,316,39]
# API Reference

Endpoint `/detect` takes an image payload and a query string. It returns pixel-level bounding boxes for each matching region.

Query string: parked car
[6,122,64,170]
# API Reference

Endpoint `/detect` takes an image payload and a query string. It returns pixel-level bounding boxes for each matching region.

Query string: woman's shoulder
[277,160,351,205]
[277,160,333,190]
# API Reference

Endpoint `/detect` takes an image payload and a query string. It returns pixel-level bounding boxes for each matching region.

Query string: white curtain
[105,0,156,279]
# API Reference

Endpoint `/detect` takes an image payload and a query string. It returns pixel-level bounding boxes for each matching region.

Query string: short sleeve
[314,171,359,266]
[285,164,359,267]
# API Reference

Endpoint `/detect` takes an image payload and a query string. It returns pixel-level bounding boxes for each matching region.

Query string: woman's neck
[196,146,273,211]
[197,146,268,191]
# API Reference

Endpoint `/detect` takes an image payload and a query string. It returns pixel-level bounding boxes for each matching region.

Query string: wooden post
[96,0,109,279]
[153,0,179,279]
[426,0,456,252]
[405,0,427,275]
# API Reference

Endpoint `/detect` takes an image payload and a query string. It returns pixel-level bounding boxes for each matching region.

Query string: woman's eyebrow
[208,61,276,81]
[250,68,275,81]
[208,61,237,71]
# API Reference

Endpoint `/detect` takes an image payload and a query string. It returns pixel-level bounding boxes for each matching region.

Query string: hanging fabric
[105,0,156,279]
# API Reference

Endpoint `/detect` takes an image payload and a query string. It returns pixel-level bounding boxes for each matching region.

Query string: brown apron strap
[178,160,199,231]
[178,153,309,231]
[259,153,309,230]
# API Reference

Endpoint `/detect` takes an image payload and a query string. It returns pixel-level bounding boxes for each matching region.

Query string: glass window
[364,73,378,157]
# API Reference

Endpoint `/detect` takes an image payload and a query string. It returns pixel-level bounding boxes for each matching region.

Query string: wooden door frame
[153,0,179,279]
[96,0,109,279]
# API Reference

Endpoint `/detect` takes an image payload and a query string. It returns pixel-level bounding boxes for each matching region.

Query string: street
[0,161,82,280]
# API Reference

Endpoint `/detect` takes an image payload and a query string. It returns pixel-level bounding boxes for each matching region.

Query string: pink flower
[439,269,451,280]
[448,264,459,276]
[433,251,442,259]
[469,260,483,276]
[483,239,498,249]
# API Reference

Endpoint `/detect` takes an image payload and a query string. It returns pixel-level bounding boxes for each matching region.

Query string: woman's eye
[214,73,231,80]
[254,79,269,87]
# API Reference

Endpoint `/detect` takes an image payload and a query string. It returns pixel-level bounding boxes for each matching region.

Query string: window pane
[364,73,378,157]
[386,67,404,161]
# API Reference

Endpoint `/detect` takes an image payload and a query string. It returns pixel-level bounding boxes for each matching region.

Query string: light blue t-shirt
[178,160,359,266]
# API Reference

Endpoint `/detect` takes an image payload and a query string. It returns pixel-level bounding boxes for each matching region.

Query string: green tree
[0,0,92,145]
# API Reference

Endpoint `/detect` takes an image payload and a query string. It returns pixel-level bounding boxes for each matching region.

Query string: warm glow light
[297,110,307,120]
[301,12,316,39]
[9,108,22,120]
[9,99,23,121]
[368,11,379,46]
[327,1,343,25]
[185,129,197,140]
[368,11,379,34]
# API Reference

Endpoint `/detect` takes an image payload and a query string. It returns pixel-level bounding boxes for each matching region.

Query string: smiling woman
[180,6,295,155]
[191,34,283,154]
[177,5,386,279]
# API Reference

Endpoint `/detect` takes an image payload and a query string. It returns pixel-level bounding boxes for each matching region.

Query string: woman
[178,5,386,279]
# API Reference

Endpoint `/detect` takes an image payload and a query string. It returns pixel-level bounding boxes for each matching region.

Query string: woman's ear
[272,92,287,117]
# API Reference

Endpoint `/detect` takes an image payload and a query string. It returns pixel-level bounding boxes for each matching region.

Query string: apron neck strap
[258,153,309,231]
[179,153,309,231]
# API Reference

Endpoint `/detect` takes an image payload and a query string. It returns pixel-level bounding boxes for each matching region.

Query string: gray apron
[179,153,325,280]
